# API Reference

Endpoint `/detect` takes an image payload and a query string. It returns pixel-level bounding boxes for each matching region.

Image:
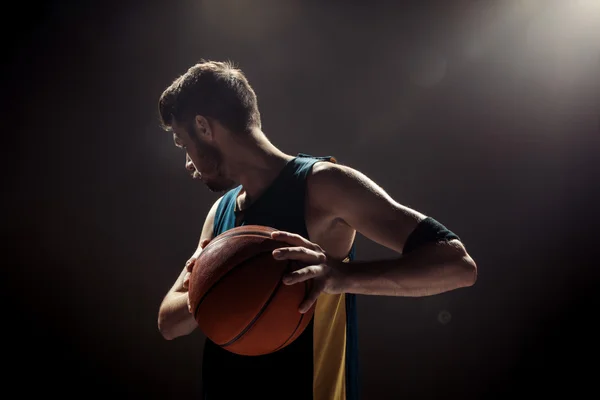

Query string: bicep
[312,164,426,253]
[192,195,222,257]
[170,196,223,294]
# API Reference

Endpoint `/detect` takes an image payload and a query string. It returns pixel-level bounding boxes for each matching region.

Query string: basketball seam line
[192,227,278,320]
[272,278,309,352]
[205,229,273,249]
[220,267,287,348]
[193,251,276,319]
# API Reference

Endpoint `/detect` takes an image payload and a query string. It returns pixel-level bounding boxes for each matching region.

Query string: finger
[271,231,314,248]
[182,272,191,290]
[283,265,323,285]
[298,281,324,314]
[187,294,192,313]
[186,257,197,272]
[190,239,211,260]
[273,247,325,264]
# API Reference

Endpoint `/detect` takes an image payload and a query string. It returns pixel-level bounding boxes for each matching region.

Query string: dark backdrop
[5,0,599,398]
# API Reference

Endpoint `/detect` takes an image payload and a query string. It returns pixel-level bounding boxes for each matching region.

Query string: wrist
[335,259,361,293]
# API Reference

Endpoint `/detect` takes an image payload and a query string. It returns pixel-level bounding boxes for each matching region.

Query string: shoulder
[309,160,365,192]
[197,194,227,253]
[205,192,231,229]
[204,195,225,230]
[209,194,226,215]
[212,186,241,211]
[221,185,242,200]
[310,159,348,179]
[307,160,365,210]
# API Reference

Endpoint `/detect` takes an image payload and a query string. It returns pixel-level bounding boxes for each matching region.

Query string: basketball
[187,225,315,356]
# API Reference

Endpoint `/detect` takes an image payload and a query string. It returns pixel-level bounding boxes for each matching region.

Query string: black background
[4,0,599,398]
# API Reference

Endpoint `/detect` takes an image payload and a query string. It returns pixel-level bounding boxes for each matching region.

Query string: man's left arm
[272,162,477,309]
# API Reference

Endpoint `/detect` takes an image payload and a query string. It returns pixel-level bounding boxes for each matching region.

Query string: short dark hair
[158,60,261,133]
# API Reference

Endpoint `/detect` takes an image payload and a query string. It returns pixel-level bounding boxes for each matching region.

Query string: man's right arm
[157,196,222,340]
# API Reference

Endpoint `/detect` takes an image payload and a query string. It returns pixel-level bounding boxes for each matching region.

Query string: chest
[235,191,355,261]
[230,160,356,260]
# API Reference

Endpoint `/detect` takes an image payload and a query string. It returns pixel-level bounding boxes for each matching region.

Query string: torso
[234,159,356,260]
[206,154,361,400]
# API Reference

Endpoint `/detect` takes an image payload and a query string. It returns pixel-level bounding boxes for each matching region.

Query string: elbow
[157,308,175,341]
[157,318,171,341]
[444,240,477,287]
[157,293,197,340]
[158,324,174,341]
[460,254,477,287]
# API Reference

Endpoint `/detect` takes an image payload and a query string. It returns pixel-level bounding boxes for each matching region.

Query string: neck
[222,129,294,201]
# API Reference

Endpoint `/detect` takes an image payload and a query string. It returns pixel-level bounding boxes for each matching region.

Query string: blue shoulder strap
[212,186,242,236]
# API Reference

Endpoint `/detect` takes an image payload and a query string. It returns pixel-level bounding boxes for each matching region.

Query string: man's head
[158,60,261,192]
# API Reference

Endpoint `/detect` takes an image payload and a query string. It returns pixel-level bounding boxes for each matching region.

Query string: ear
[194,115,213,140]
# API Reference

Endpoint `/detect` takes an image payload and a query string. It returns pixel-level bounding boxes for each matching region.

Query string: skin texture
[157,115,477,339]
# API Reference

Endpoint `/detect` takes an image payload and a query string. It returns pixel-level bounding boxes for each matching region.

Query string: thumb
[186,257,197,272]
[191,238,211,261]
[182,271,191,290]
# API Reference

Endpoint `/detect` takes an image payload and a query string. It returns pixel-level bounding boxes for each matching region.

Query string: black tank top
[201,154,360,400]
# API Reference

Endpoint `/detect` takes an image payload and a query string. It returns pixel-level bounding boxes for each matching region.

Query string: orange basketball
[187,225,314,356]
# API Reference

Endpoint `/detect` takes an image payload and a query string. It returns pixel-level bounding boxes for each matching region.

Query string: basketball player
[156,60,477,400]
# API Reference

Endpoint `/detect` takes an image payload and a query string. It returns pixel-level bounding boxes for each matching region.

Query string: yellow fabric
[312,154,347,400]
[313,292,347,400]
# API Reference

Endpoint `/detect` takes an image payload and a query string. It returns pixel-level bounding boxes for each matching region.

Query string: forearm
[157,293,197,340]
[342,240,477,297]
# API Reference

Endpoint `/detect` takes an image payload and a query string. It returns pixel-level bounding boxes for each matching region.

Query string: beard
[204,176,235,193]
[189,134,236,193]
